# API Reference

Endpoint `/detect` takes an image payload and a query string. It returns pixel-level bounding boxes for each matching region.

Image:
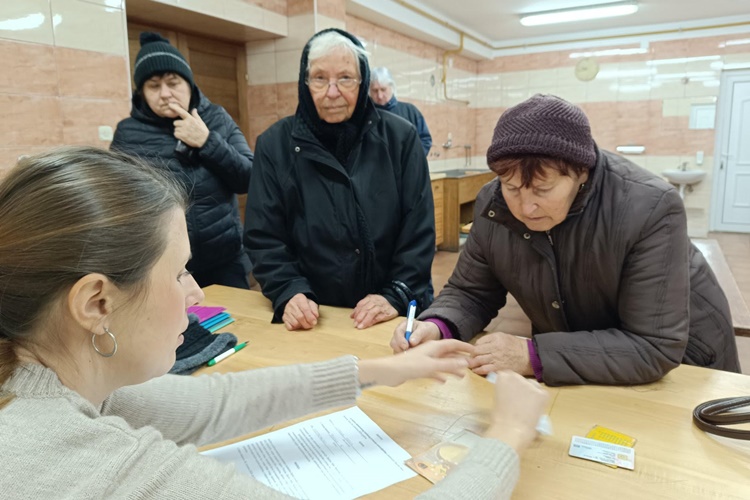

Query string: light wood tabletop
[198,285,750,499]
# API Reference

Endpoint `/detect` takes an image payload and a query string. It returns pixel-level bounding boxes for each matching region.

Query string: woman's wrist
[484,422,527,454]
[356,358,394,390]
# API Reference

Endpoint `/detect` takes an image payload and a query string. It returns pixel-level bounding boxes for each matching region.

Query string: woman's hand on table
[282,293,319,331]
[390,319,441,352]
[469,332,534,377]
[358,339,475,388]
[485,371,549,454]
[350,294,398,329]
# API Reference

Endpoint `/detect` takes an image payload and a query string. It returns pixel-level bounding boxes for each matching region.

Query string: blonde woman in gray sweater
[0,147,548,499]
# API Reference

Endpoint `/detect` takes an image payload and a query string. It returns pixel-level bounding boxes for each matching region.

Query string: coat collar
[289,105,381,174]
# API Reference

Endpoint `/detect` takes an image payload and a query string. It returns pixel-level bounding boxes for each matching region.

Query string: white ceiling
[347,0,750,57]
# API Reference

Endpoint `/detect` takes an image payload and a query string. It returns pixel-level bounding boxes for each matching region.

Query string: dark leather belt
[692,397,750,440]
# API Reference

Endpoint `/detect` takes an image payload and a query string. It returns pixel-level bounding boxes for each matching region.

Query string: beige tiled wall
[338,17,750,237]
[3,0,748,238]
[346,15,479,167]
[0,0,130,176]
[244,0,346,148]
[474,34,750,237]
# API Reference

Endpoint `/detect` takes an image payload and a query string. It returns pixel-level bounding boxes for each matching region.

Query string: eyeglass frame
[305,76,361,92]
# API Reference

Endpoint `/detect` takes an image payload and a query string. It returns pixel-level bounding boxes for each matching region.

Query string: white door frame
[710,68,750,232]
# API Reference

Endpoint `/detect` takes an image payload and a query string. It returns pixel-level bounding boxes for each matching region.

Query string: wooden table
[199,286,750,499]
[693,238,750,337]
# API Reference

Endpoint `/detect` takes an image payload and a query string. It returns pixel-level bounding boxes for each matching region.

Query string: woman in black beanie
[392,94,740,386]
[112,32,254,289]
[244,29,435,331]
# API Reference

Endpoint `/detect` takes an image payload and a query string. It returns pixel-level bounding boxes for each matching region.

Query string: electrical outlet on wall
[98,125,113,141]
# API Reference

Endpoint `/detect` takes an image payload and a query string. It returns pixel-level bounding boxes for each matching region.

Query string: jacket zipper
[546,230,554,246]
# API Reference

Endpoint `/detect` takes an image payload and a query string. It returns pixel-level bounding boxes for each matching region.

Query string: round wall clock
[575,57,600,81]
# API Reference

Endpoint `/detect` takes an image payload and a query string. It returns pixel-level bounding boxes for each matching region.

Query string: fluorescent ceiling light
[569,46,648,59]
[520,1,638,27]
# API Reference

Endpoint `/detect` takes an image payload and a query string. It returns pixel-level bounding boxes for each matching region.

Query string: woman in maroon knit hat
[391,94,740,386]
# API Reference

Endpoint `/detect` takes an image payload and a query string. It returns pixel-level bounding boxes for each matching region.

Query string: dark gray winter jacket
[423,148,740,385]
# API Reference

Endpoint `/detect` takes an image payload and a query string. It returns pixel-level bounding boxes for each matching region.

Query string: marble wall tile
[59,97,129,145]
[0,0,54,45]
[51,0,126,55]
[275,14,316,52]
[0,40,58,95]
[247,83,278,115]
[55,46,130,100]
[247,52,277,85]
[275,82,298,117]
[248,113,281,148]
[275,49,302,83]
[288,0,314,16]
[244,0,287,15]
[317,0,346,21]
[0,94,63,147]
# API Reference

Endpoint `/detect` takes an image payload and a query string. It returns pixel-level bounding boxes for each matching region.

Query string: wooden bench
[692,238,750,337]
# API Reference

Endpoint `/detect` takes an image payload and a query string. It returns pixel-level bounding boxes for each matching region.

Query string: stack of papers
[202,407,416,499]
[188,305,235,332]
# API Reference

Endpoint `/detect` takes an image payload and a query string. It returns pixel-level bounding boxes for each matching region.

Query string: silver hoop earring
[92,327,118,358]
[579,183,586,192]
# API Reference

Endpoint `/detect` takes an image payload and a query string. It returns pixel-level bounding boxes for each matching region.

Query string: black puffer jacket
[423,148,740,385]
[244,107,435,321]
[111,89,253,273]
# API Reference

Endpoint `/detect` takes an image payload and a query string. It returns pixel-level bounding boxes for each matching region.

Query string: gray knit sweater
[0,358,518,499]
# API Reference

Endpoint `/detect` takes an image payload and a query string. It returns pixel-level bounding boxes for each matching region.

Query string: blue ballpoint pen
[404,300,417,345]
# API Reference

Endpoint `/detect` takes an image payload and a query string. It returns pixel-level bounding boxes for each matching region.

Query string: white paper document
[201,406,416,499]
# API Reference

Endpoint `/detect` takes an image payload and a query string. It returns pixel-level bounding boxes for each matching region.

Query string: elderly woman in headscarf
[391,94,740,386]
[244,29,435,331]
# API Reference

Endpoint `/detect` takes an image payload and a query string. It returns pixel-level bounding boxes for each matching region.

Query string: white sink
[662,169,706,185]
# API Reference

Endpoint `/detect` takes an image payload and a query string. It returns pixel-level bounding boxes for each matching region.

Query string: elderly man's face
[369,82,393,106]
[308,47,360,124]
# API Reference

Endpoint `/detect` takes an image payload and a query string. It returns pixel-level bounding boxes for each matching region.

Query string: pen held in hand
[404,300,417,345]
[207,341,248,367]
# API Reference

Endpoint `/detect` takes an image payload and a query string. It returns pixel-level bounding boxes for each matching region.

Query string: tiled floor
[431,231,750,375]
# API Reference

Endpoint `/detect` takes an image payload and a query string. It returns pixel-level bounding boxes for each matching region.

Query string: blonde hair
[0,146,186,408]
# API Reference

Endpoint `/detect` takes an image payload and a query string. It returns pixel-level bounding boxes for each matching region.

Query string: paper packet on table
[405,429,485,484]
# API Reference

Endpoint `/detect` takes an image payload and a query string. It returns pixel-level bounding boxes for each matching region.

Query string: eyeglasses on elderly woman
[306,76,360,91]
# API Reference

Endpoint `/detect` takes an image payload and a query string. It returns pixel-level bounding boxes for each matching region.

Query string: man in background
[370,67,432,156]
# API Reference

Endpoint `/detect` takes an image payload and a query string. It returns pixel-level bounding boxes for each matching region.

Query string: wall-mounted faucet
[442,133,453,149]
[679,161,688,171]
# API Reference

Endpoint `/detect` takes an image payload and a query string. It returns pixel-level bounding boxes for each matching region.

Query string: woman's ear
[66,274,117,333]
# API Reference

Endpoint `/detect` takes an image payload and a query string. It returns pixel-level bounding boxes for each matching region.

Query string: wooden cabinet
[439,171,495,252]
[431,179,444,246]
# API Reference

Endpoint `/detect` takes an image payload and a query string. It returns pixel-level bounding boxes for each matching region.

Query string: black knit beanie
[133,32,194,91]
[486,94,596,169]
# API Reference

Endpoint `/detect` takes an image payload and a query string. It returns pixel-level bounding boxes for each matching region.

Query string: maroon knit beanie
[486,94,596,169]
